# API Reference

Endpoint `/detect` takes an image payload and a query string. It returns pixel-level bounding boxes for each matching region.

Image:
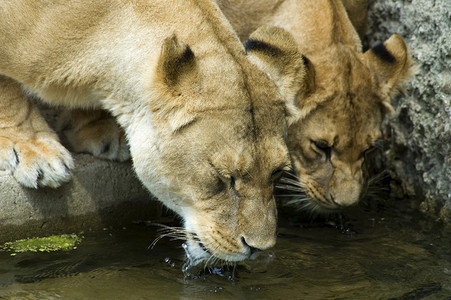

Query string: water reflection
[0,201,450,299]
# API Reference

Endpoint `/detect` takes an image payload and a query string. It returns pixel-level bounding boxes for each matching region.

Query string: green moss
[2,234,82,254]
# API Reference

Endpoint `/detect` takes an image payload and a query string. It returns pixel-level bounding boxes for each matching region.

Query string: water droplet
[163,257,176,267]
[182,261,192,273]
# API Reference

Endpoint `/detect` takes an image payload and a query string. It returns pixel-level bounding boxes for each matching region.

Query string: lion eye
[228,176,240,197]
[211,175,235,196]
[312,140,332,160]
[230,176,236,189]
[210,176,227,196]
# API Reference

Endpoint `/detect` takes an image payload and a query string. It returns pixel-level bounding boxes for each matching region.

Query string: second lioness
[0,1,308,265]
[218,0,413,212]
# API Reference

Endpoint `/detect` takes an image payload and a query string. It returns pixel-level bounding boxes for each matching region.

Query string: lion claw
[0,137,74,189]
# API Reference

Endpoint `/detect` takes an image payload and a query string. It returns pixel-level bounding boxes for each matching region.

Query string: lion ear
[364,34,414,113]
[151,34,197,132]
[154,34,196,88]
[245,26,313,125]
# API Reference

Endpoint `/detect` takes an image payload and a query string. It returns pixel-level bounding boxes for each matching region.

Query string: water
[1,202,450,299]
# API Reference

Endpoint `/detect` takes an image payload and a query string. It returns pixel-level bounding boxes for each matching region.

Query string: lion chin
[181,235,260,270]
[218,0,414,213]
[181,241,248,270]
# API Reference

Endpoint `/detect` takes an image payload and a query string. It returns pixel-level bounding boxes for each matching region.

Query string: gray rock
[366,0,450,223]
[0,154,161,243]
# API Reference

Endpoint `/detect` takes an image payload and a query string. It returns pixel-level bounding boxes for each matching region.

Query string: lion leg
[0,75,74,188]
[57,109,130,162]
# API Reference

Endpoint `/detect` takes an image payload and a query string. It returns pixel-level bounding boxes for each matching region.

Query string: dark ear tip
[158,36,196,86]
[245,38,282,56]
[162,34,194,62]
[181,45,194,62]
[301,55,310,67]
[244,38,255,51]
[371,43,396,63]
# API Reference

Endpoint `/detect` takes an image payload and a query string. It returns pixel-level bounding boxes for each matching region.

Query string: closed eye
[212,174,238,196]
[230,176,236,190]
[228,176,240,197]
[312,139,332,161]
[208,163,233,196]
[210,176,227,196]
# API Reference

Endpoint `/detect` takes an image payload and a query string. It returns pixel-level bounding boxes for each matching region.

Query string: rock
[366,0,450,223]
[0,154,161,243]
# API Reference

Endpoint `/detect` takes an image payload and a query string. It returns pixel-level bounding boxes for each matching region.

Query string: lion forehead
[303,100,382,149]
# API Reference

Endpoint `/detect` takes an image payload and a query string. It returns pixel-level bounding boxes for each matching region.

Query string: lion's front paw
[58,109,130,162]
[0,136,74,189]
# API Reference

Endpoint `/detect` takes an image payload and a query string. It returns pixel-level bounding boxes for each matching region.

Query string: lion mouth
[181,237,253,271]
[181,241,212,270]
[276,171,365,213]
[198,242,209,253]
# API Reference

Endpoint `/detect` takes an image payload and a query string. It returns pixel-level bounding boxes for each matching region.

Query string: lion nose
[240,236,260,255]
[333,180,362,207]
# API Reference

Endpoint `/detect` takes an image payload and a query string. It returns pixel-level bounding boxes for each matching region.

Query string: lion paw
[0,136,74,189]
[58,109,130,162]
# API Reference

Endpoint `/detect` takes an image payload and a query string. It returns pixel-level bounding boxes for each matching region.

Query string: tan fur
[0,1,308,264]
[217,0,413,211]
[57,109,130,161]
[341,0,369,38]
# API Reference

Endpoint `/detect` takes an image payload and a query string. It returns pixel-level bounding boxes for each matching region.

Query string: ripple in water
[0,202,450,299]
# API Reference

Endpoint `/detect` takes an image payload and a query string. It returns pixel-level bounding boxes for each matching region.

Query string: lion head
[285,34,413,212]
[125,27,308,266]
[215,0,413,214]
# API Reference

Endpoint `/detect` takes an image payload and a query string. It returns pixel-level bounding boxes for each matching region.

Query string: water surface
[1,201,450,299]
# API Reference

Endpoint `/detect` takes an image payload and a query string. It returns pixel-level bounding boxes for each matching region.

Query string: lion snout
[331,178,363,207]
[240,227,277,253]
[239,210,277,252]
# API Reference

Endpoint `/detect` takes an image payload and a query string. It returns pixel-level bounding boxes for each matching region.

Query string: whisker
[306,203,322,219]
[290,196,323,216]
[147,223,186,232]
[213,257,223,268]
[278,177,305,187]
[204,253,215,270]
[231,263,237,280]
[155,229,191,237]
[367,185,390,192]
[147,223,199,250]
[275,194,307,197]
[149,232,190,250]
[287,197,310,204]
[149,233,172,250]
[368,170,389,186]
[288,201,312,209]
[282,171,300,180]
[276,181,304,189]
[275,185,304,192]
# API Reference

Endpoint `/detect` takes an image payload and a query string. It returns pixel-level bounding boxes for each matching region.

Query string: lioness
[0,1,308,265]
[218,0,413,212]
